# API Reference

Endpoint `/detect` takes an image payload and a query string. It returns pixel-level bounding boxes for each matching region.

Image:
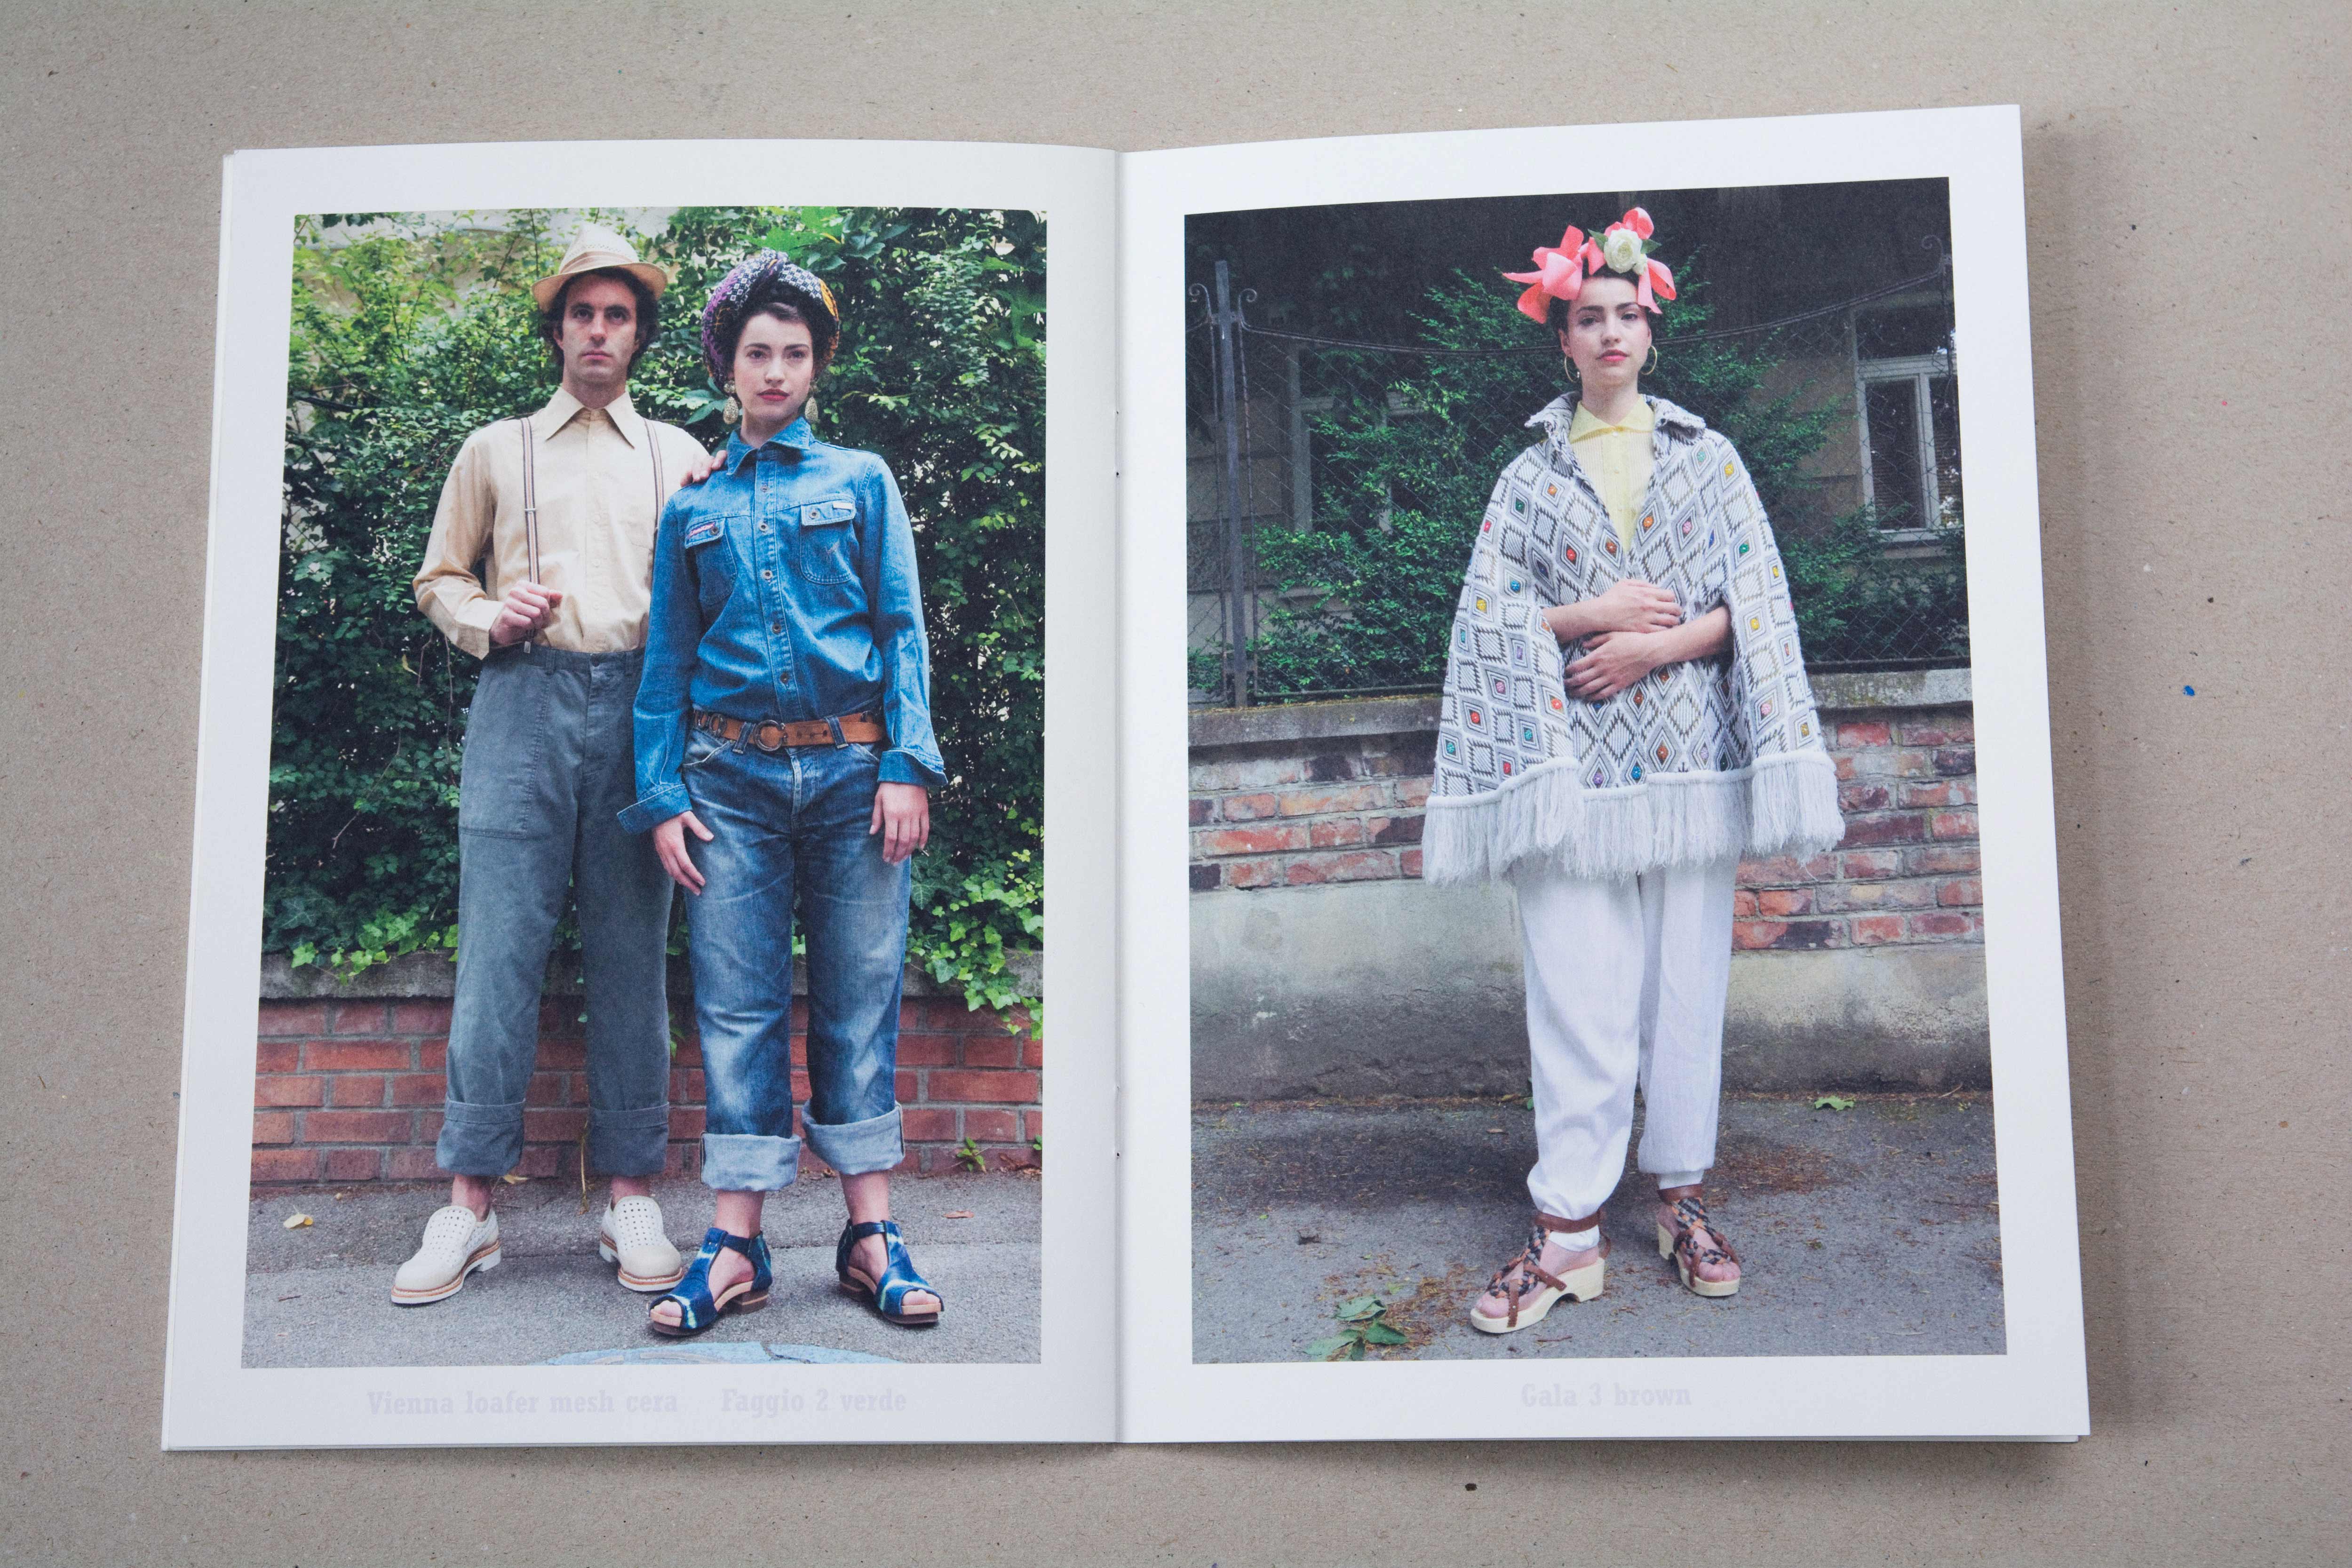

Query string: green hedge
[271,207,1043,1010]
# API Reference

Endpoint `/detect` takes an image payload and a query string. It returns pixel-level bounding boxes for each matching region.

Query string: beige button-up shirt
[412,388,711,658]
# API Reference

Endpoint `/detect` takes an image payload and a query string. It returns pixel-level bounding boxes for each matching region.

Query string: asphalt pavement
[1192,1091,2004,1363]
[246,1170,1040,1367]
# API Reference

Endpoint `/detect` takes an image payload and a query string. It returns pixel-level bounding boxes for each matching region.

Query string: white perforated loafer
[390,1204,501,1305]
[598,1195,686,1292]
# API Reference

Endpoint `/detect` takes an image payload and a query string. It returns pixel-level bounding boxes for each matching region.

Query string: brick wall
[250,969,1040,1187]
[1188,681,1981,953]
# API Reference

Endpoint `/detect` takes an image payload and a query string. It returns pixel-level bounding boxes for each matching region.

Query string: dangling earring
[721,381,741,426]
[1646,344,1661,375]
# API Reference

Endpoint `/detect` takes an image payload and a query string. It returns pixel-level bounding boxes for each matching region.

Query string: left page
[163,139,1118,1448]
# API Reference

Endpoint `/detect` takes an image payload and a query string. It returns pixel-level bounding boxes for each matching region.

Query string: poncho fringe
[1420,745,1843,887]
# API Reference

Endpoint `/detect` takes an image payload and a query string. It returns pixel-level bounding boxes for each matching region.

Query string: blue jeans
[436,646,675,1178]
[678,726,909,1190]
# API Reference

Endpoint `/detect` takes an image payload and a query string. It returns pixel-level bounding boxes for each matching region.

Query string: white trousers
[1514,856,1738,1221]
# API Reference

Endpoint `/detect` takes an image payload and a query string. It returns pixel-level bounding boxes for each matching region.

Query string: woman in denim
[620,252,946,1332]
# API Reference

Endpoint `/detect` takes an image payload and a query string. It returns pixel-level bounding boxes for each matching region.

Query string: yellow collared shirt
[1566,398,1657,551]
[412,388,710,658]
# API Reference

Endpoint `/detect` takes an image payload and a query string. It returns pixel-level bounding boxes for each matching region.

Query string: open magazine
[164,106,2086,1447]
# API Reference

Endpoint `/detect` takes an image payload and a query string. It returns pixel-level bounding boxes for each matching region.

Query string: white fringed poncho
[1420,394,1844,885]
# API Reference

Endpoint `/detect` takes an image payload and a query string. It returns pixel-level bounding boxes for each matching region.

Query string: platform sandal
[1468,1210,1608,1335]
[1655,1186,1741,1298]
[834,1218,943,1327]
[648,1226,772,1337]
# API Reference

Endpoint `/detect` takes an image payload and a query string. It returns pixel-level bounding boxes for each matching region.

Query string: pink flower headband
[1504,207,1679,324]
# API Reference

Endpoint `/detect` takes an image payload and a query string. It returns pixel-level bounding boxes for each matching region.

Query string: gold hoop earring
[1646,344,1660,375]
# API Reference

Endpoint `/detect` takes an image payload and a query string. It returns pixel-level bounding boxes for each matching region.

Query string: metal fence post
[1212,261,1251,706]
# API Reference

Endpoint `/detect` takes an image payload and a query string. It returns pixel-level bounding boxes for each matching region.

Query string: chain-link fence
[1186,257,1970,707]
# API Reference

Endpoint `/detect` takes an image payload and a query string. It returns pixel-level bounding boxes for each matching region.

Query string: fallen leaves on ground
[282,1213,313,1229]
[943,1210,975,1219]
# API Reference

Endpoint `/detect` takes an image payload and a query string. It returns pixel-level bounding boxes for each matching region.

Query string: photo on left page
[244,205,1047,1369]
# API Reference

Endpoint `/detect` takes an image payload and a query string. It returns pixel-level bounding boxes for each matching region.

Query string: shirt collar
[1567,399,1657,442]
[529,386,645,447]
[725,415,816,471]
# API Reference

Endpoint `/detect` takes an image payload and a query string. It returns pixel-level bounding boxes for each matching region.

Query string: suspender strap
[649,424,666,519]
[517,416,541,586]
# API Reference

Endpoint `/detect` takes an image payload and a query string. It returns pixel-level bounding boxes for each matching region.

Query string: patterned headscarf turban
[700,250,842,381]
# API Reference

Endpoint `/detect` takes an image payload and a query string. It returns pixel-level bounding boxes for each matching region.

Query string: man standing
[394,226,712,1305]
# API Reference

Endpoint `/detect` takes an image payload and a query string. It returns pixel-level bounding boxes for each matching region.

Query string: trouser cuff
[700,1132,802,1192]
[801,1105,904,1176]
[436,1098,526,1178]
[588,1103,672,1178]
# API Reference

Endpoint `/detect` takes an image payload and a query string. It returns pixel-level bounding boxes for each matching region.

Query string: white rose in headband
[1602,225,1647,274]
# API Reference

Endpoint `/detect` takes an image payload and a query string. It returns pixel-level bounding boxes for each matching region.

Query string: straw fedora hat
[530,224,670,311]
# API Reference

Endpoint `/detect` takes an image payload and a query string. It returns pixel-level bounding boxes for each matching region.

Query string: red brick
[894,1033,955,1067]
[325,1148,383,1183]
[893,1069,918,1103]
[259,1002,330,1037]
[1738,852,1836,884]
[1766,919,1841,950]
[390,1001,451,1035]
[1399,848,1424,879]
[1838,849,1903,881]
[1932,745,1977,777]
[327,1074,388,1107]
[417,1111,445,1143]
[306,1109,413,1143]
[918,1146,960,1175]
[254,1040,301,1073]
[669,1035,701,1067]
[1758,887,1813,917]
[388,1147,443,1180]
[927,1069,1041,1105]
[304,1039,411,1072]
[389,1073,447,1107]
[251,1148,321,1183]
[901,1106,959,1142]
[516,1146,563,1178]
[1308,817,1368,849]
[1226,857,1283,889]
[1939,878,1984,907]
[1838,782,1891,812]
[1285,850,1398,885]
[1833,755,1857,781]
[667,1067,706,1102]
[1199,824,1310,857]
[1837,719,1891,748]
[1279,784,1383,816]
[962,1035,1022,1069]
[1899,780,1955,809]
[1853,914,1906,946]
[419,1037,449,1070]
[1826,879,1934,911]
[669,1107,707,1140]
[1022,1111,1044,1144]
[1732,889,1759,917]
[1733,920,1788,951]
[1909,911,1973,939]
[252,1111,296,1145]
[537,1038,588,1069]
[1837,812,1926,849]
[1188,797,1211,827]
[962,1109,1019,1143]
[998,1005,1035,1034]
[1020,1031,1045,1068]
[1928,809,1979,841]
[1898,717,1973,746]
[1394,778,1431,808]
[528,1071,570,1106]
[331,1002,390,1035]
[1189,863,1223,891]
[255,1075,326,1108]
[1367,814,1425,846]
[1907,845,1981,875]
[1220,792,1282,821]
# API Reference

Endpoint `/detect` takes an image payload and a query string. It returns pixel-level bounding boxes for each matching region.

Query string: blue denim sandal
[835,1219,942,1326]
[649,1226,773,1337]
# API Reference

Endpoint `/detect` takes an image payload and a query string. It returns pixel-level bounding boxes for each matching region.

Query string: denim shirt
[620,418,946,834]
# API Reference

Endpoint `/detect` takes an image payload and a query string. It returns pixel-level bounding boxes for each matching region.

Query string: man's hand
[870,782,930,865]
[652,811,713,893]
[1565,630,1664,702]
[488,581,564,647]
[677,446,725,486]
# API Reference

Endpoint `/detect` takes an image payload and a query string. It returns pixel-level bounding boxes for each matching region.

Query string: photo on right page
[1184,179,1993,1363]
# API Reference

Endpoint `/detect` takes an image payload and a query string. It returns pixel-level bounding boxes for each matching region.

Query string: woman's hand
[1543,579,1680,645]
[1565,631,1665,702]
[871,782,930,865]
[652,811,713,893]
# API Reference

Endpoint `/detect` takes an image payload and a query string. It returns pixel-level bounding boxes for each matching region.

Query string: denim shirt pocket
[684,514,739,614]
[793,493,860,586]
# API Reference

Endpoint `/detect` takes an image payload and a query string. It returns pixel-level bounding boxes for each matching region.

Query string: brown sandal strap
[1535,1208,1605,1234]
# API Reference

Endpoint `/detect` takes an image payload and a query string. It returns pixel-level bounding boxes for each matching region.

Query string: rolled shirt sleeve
[619,492,703,835]
[412,433,505,660]
[865,463,948,789]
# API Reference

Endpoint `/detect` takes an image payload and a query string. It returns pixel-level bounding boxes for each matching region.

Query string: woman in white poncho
[1426,211,1845,1334]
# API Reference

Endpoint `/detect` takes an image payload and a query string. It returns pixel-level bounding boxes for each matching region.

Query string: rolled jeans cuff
[802,1105,904,1177]
[589,1103,672,1178]
[436,1097,525,1178]
[700,1132,803,1193]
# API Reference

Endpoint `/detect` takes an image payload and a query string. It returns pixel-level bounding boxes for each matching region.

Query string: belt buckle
[751,720,788,753]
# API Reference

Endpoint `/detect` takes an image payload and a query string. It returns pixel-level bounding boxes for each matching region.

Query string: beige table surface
[3,1,2346,1562]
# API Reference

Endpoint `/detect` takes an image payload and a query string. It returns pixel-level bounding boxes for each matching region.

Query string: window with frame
[1851,296,1963,536]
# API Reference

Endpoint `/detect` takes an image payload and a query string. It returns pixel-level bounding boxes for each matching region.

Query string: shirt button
[762,569,774,580]
[771,622,781,632]
[757,523,769,533]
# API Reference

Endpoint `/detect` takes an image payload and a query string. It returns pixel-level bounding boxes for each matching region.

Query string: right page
[1117,107,2088,1442]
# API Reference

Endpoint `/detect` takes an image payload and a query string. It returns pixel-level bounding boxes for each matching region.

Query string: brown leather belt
[692,708,887,752]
